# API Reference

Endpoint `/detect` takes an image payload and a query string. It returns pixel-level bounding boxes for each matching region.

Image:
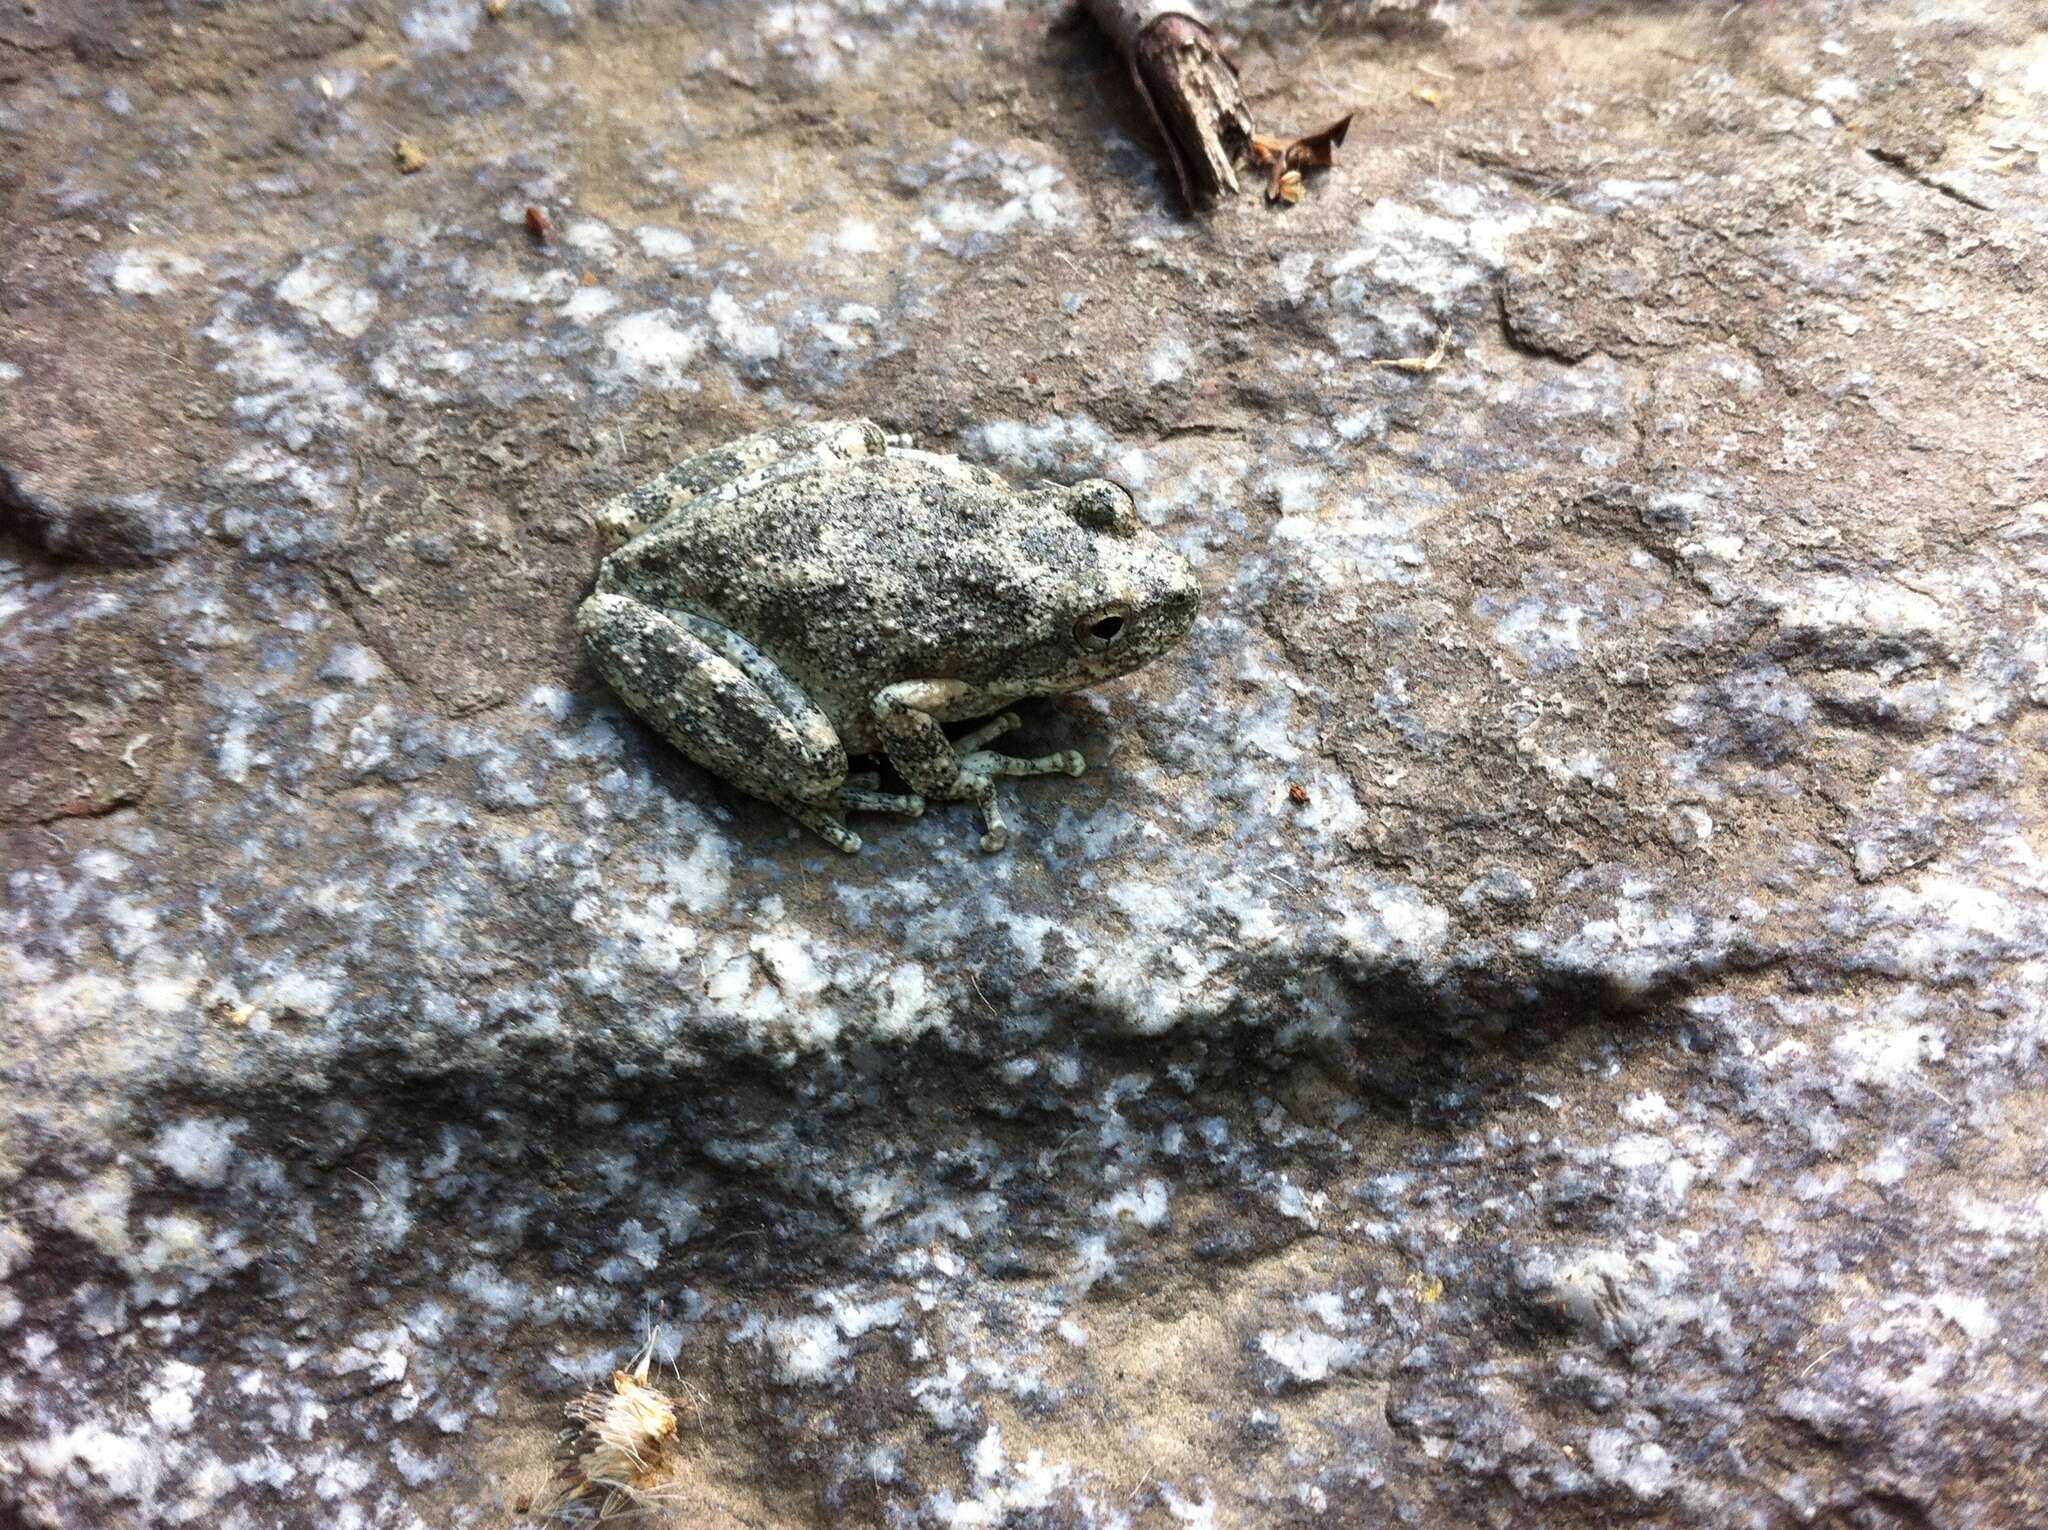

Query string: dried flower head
[543,1332,695,1521]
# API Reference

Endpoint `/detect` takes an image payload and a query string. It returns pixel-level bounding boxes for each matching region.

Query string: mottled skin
[577,421,1200,852]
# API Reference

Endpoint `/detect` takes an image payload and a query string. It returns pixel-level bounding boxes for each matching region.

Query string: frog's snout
[1158,556,1201,641]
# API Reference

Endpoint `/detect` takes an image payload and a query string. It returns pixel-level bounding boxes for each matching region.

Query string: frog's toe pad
[818,821,862,854]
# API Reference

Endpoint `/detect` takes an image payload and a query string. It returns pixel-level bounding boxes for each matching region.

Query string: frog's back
[599,455,1030,627]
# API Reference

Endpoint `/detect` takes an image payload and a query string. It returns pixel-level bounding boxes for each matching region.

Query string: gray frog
[576,420,1199,853]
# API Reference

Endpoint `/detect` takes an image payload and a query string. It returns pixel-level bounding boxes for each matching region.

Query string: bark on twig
[1084,0,1254,211]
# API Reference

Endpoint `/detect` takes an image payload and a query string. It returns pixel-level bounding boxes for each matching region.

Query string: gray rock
[3,1,2046,1527]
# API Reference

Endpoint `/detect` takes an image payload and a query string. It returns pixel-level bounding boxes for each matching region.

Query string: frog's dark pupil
[1092,616,1125,645]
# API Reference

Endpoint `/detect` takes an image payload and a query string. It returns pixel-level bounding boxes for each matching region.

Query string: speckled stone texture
[3,2,2047,1526]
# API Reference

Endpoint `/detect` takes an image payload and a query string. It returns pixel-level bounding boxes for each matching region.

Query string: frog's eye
[1075,605,1131,652]
[1066,480,1140,539]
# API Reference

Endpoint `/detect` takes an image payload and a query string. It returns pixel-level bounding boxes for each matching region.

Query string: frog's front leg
[579,593,923,852]
[872,681,1086,852]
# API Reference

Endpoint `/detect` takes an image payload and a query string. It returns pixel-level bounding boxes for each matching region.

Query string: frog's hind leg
[594,420,889,544]
[578,593,922,852]
[871,687,1088,854]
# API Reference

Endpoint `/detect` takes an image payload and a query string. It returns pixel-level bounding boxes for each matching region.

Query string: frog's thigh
[578,593,847,804]
[596,420,888,543]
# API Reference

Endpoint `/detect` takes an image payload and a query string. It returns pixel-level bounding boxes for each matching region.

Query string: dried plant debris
[542,1332,696,1521]
[1084,0,1253,209]
[393,138,427,174]
[1249,114,1353,205]
[525,205,553,241]
[1370,328,1452,373]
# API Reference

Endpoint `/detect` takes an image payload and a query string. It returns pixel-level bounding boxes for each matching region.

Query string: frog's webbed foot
[771,775,925,855]
[841,770,927,819]
[947,714,1087,850]
[872,689,1089,854]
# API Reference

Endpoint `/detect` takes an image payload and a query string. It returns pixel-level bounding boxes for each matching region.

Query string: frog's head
[1001,479,1200,694]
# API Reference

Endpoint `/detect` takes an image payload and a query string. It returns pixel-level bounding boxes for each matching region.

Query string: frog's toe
[979,824,1011,854]
[814,818,862,854]
[776,795,863,852]
[843,787,924,819]
[955,712,1022,753]
[815,821,862,854]
[964,748,1085,781]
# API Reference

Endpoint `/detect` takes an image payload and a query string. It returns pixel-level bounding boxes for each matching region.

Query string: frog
[576,419,1200,853]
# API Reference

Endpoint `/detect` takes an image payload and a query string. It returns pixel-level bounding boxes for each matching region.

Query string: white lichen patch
[400,0,479,53]
[275,256,380,338]
[151,1118,247,1188]
[1258,1326,1364,1386]
[766,1313,850,1383]
[601,311,704,391]
[633,225,696,261]
[202,302,382,449]
[559,285,621,323]
[97,248,204,297]
[910,143,1073,258]
[707,288,782,367]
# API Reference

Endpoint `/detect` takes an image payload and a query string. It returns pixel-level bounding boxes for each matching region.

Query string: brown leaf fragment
[1250,113,1354,203]
[393,138,427,174]
[1288,782,1310,806]
[524,205,551,241]
[1287,113,1353,170]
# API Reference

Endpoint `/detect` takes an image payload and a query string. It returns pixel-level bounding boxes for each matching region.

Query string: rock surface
[4,1,2047,1526]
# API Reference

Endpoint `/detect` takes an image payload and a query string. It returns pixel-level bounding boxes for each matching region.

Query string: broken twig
[1084,0,1254,210]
